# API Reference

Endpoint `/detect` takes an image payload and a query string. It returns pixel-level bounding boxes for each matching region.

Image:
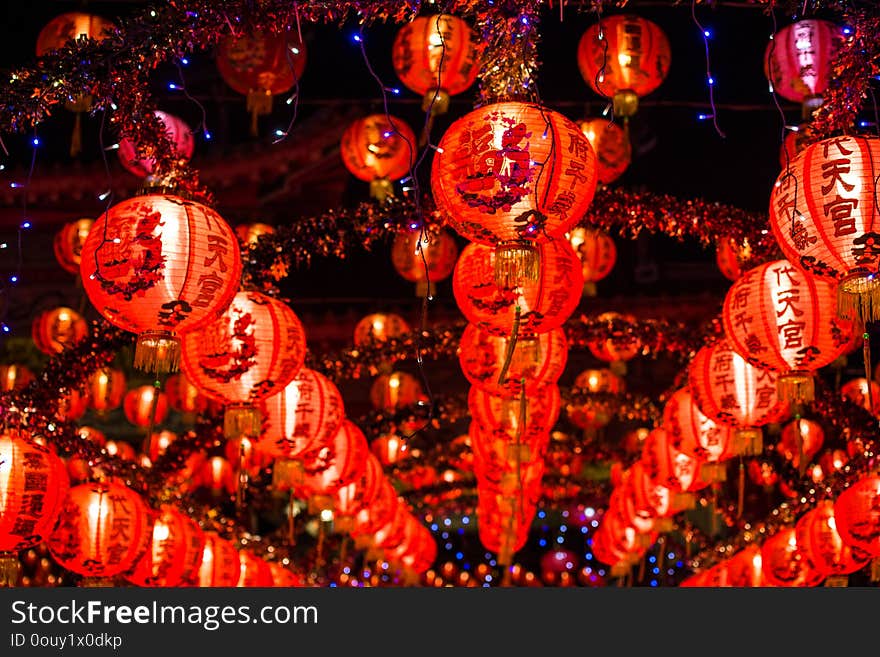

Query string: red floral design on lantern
[662,387,737,468]
[31,306,88,355]
[117,111,194,178]
[125,504,205,587]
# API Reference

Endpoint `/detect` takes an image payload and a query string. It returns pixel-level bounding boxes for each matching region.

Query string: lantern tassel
[80,577,116,587]
[733,427,763,457]
[134,330,181,375]
[246,89,273,137]
[419,89,450,147]
[863,330,875,417]
[497,305,522,386]
[736,459,745,519]
[777,371,814,404]
[494,242,540,289]
[224,403,262,441]
[837,272,880,330]
[0,553,20,587]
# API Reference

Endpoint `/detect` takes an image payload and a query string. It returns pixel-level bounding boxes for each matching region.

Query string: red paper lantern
[391,227,459,295]
[297,420,370,497]
[164,371,209,415]
[662,388,737,469]
[458,323,568,399]
[181,290,307,440]
[31,306,88,355]
[334,453,384,520]
[371,434,410,466]
[760,526,824,587]
[431,101,598,287]
[79,193,243,375]
[795,500,870,578]
[125,504,205,587]
[0,364,34,392]
[144,431,177,461]
[46,480,151,578]
[725,545,764,587]
[688,337,789,455]
[117,111,194,178]
[567,227,616,296]
[578,118,632,185]
[235,222,275,248]
[36,12,115,55]
[237,550,274,587]
[353,312,411,345]
[196,457,236,497]
[841,377,880,415]
[196,531,240,587]
[340,114,417,201]
[627,460,690,520]
[722,259,854,403]
[54,218,94,275]
[469,382,561,448]
[57,387,89,422]
[216,30,306,135]
[269,562,305,587]
[256,368,345,460]
[392,14,479,110]
[833,476,880,557]
[123,385,169,428]
[769,135,880,327]
[350,478,400,538]
[715,237,752,282]
[778,418,824,469]
[369,371,425,412]
[764,20,843,112]
[453,239,583,338]
[640,427,710,494]
[567,369,624,431]
[576,15,671,118]
[86,367,126,413]
[587,312,642,367]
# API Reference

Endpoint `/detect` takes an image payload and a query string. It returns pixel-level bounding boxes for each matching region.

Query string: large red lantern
[760,526,823,587]
[795,500,870,579]
[340,114,417,202]
[576,14,671,119]
[458,323,568,399]
[391,227,459,296]
[126,504,205,587]
[0,433,69,584]
[453,239,583,337]
[567,227,616,296]
[256,368,345,460]
[688,337,790,456]
[662,388,737,472]
[578,119,631,185]
[123,385,169,428]
[46,480,152,579]
[54,218,94,275]
[31,306,88,355]
[216,30,306,135]
[181,290,307,440]
[764,19,843,117]
[769,135,880,328]
[431,102,598,288]
[833,476,880,557]
[391,14,479,113]
[86,367,126,413]
[80,193,243,375]
[196,531,240,587]
[722,259,854,403]
[297,420,370,497]
[640,427,710,495]
[117,111,194,178]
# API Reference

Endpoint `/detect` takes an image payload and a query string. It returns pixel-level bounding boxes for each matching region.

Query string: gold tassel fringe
[699,462,728,483]
[0,554,20,587]
[837,272,880,329]
[224,403,262,441]
[80,577,116,587]
[494,242,541,289]
[777,371,814,404]
[652,517,674,533]
[733,427,763,456]
[246,89,273,136]
[134,330,181,375]
[672,492,696,511]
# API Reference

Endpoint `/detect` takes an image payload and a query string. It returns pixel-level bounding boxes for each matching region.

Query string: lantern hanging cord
[692,0,725,138]
[272,44,302,145]
[497,306,523,385]
[767,6,795,168]
[416,13,449,149]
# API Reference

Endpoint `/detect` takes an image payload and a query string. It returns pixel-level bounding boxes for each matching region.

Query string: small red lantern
[216,30,306,136]
[86,367,126,413]
[126,504,205,587]
[840,378,880,415]
[117,111,194,178]
[833,476,880,557]
[79,193,243,375]
[578,119,632,185]
[577,14,671,118]
[662,387,737,470]
[196,457,236,498]
[432,102,598,288]
[0,364,33,392]
[181,290,307,440]
[335,453,384,519]
[587,312,641,370]
[369,371,426,412]
[164,371,209,416]
[144,431,177,461]
[724,545,764,587]
[780,126,807,169]
[54,218,94,275]
[453,239,583,337]
[567,369,623,431]
[721,259,854,403]
[123,385,169,428]
[196,531,240,587]
[795,500,870,578]
[470,382,561,449]
[640,427,710,495]
[458,323,568,399]
[760,526,824,587]
[778,418,824,469]
[297,420,370,497]
[391,227,459,297]
[57,386,89,422]
[341,114,417,201]
[235,222,275,248]
[391,14,479,113]
[32,306,88,355]
[353,312,411,345]
[269,562,305,587]
[46,480,152,579]
[764,19,843,116]
[103,440,137,461]
[715,237,752,282]
[567,227,616,296]
[237,550,274,587]
[371,434,409,466]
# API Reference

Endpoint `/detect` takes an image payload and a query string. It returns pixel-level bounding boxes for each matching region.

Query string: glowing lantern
[688,337,790,456]
[469,383,561,454]
[769,136,880,329]
[123,385,169,428]
[180,290,307,440]
[0,365,33,392]
[567,227,616,296]
[353,312,411,345]
[795,500,870,578]
[340,114,417,202]
[391,227,459,296]
[841,377,880,415]
[627,460,690,522]
[117,111,194,178]
[722,259,854,403]
[196,457,236,498]
[35,13,116,157]
[715,237,752,282]
[640,427,709,496]
[724,545,764,587]
[778,418,824,469]
[297,420,370,497]
[391,14,479,115]
[587,312,642,374]
[144,431,177,462]
[216,30,306,135]
[760,526,823,587]
[453,239,583,337]
[86,367,126,413]
[57,387,89,422]
[576,14,671,118]
[164,371,209,416]
[371,435,409,466]
[350,478,400,538]
[567,369,624,432]
[578,118,632,185]
[458,323,568,399]
[46,480,151,579]
[764,19,843,117]
[54,218,94,275]
[79,193,243,375]
[126,504,205,587]
[334,453,384,519]
[196,531,240,587]
[662,388,738,474]
[833,476,880,557]
[237,550,274,587]
[235,222,275,248]
[104,440,137,461]
[31,306,88,355]
[0,433,69,584]
[432,101,598,288]
[369,371,425,412]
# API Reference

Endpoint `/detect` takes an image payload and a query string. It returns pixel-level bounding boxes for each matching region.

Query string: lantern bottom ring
[838,269,880,326]
[134,330,181,375]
